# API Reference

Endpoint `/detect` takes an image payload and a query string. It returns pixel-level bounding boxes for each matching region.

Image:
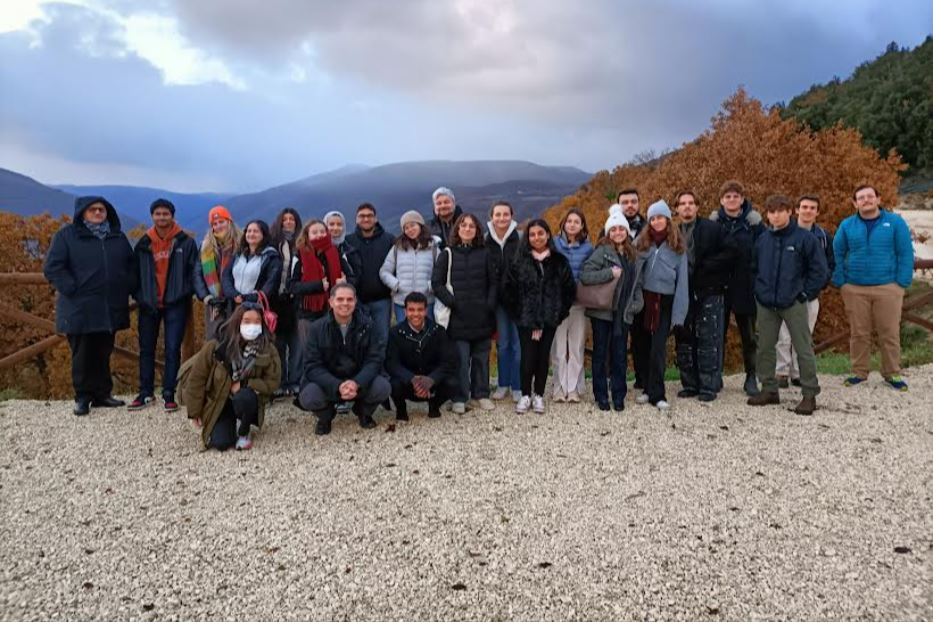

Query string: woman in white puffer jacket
[380,210,439,322]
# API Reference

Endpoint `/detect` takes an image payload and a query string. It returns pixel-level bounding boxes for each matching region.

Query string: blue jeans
[363,299,392,348]
[394,303,434,327]
[591,318,628,407]
[138,301,189,398]
[495,305,521,390]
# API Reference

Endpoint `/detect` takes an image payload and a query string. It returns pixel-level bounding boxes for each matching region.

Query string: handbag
[433,247,454,328]
[575,271,621,310]
[256,290,278,334]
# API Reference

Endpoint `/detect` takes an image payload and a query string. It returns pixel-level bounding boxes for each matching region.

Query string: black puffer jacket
[302,309,385,401]
[484,221,521,297]
[709,200,764,314]
[385,318,458,384]
[43,196,136,334]
[432,244,497,341]
[135,229,208,313]
[221,246,283,303]
[681,217,736,299]
[502,248,576,329]
[344,223,393,303]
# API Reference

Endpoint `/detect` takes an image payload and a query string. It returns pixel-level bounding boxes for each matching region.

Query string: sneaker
[235,435,252,450]
[516,395,531,413]
[777,376,789,389]
[883,375,908,392]
[163,395,179,413]
[478,398,496,411]
[552,388,567,403]
[491,386,510,400]
[635,393,650,405]
[567,391,581,403]
[452,402,466,415]
[127,394,154,411]
[844,376,867,387]
[532,394,545,414]
[656,400,670,411]
[511,390,522,403]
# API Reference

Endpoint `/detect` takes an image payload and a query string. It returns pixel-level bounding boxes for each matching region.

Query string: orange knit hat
[209,205,232,224]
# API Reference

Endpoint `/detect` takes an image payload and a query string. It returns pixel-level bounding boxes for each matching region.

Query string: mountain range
[0,160,591,233]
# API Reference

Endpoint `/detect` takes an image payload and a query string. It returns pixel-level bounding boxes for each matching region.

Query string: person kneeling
[386,292,460,421]
[182,304,281,451]
[299,282,390,435]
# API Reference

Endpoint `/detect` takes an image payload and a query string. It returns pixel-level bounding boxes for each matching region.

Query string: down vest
[502,249,576,329]
[432,244,497,341]
[380,241,440,305]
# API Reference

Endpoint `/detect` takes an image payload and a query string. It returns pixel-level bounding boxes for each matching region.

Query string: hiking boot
[127,394,154,411]
[743,374,760,396]
[747,391,780,406]
[73,398,90,416]
[777,376,789,389]
[794,396,817,415]
[883,375,908,392]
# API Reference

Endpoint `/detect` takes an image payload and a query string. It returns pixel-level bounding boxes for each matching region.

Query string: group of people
[42,180,915,450]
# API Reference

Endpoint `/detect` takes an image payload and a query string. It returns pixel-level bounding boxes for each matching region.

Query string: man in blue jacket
[832,184,914,390]
[43,196,136,416]
[129,198,208,413]
[748,195,827,415]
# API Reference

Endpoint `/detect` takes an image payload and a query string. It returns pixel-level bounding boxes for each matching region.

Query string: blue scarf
[84,219,111,239]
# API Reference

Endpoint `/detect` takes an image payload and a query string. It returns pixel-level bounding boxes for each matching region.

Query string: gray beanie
[646,200,672,221]
[400,210,425,229]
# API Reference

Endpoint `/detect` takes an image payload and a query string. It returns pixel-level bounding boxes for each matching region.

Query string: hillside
[53,185,234,229]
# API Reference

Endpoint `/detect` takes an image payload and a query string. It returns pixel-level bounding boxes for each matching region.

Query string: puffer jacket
[432,244,497,341]
[379,241,440,305]
[484,221,521,296]
[831,208,913,289]
[183,338,281,448]
[553,234,593,281]
[502,248,576,329]
[221,245,283,303]
[43,196,136,334]
[579,243,638,327]
[302,308,385,401]
[135,229,208,313]
[709,200,764,314]
[753,221,828,310]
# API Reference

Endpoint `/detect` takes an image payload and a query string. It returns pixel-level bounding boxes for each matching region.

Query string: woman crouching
[183,304,281,450]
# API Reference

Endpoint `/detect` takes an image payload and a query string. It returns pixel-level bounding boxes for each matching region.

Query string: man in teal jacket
[832,184,914,390]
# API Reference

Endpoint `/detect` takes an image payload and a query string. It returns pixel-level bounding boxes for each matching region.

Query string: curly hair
[448,213,485,248]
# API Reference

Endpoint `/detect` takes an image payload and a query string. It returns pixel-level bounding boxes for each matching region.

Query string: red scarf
[643,226,668,333]
[299,238,342,312]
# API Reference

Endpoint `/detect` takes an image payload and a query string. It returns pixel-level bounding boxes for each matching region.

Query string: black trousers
[208,387,259,451]
[67,332,116,401]
[518,326,557,396]
[632,295,673,404]
[722,297,757,376]
[390,376,458,417]
[629,320,647,388]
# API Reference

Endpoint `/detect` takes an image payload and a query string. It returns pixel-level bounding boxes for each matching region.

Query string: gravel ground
[1,368,931,621]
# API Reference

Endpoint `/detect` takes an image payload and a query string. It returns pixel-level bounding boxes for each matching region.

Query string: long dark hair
[634,217,685,254]
[520,218,556,253]
[395,222,434,251]
[238,220,272,257]
[219,304,273,364]
[448,213,485,248]
[558,208,590,243]
[270,208,302,250]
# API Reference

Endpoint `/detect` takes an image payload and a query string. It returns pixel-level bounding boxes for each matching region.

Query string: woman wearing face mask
[551,208,593,403]
[183,304,281,451]
[625,200,689,411]
[323,210,362,290]
[270,208,303,397]
[380,210,438,322]
[485,201,522,402]
[502,219,576,414]
[580,205,638,411]
[222,219,283,309]
[200,205,243,339]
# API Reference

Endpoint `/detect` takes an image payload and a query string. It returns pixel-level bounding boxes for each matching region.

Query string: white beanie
[604,204,631,235]
[646,199,672,221]
[432,186,455,203]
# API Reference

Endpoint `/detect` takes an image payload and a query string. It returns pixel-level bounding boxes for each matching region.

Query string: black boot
[395,402,409,421]
[73,398,91,416]
[314,408,335,436]
[92,395,125,408]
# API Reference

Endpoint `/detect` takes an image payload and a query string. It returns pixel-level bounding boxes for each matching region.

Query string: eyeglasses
[85,206,107,213]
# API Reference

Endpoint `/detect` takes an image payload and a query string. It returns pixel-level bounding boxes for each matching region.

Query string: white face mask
[240,323,262,341]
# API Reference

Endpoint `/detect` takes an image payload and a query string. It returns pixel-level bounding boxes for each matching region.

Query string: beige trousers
[840,283,905,378]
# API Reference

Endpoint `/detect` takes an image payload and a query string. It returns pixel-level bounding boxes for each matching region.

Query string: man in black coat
[343,202,394,345]
[130,198,209,412]
[43,196,136,415]
[298,282,391,435]
[672,191,736,402]
[708,180,764,396]
[429,187,462,249]
[385,292,460,420]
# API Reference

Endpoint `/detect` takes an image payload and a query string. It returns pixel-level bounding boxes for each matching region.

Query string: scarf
[650,227,667,247]
[147,223,182,306]
[201,230,235,298]
[643,229,667,333]
[230,340,260,382]
[299,238,343,313]
[84,219,110,239]
[531,248,551,262]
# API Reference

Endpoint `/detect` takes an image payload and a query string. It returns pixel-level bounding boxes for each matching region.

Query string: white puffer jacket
[379,241,439,305]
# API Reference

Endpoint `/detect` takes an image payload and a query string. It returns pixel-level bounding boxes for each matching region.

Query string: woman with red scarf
[624,200,689,411]
[288,219,346,357]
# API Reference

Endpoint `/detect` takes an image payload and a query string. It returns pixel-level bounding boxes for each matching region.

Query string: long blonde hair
[202,220,243,258]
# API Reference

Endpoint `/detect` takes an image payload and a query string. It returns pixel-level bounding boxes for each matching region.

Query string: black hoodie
[43,196,136,334]
[345,222,394,303]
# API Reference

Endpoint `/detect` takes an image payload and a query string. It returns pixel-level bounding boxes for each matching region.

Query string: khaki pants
[776,298,820,379]
[840,283,905,378]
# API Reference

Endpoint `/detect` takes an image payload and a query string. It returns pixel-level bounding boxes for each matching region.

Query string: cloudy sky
[0,1,930,192]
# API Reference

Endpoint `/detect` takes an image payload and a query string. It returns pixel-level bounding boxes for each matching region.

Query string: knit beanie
[646,200,672,221]
[150,198,176,216]
[400,210,425,229]
[208,205,232,224]
[432,186,455,203]
[604,204,632,235]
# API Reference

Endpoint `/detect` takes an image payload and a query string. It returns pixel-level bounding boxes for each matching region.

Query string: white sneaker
[552,388,567,402]
[491,387,510,400]
[516,395,531,413]
[635,393,650,405]
[478,398,495,411]
[452,402,466,414]
[567,391,581,403]
[532,394,545,414]
[235,435,252,450]
[512,390,522,403]
[656,400,670,411]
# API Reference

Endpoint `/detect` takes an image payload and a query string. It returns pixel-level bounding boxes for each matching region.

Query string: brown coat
[184,339,281,447]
